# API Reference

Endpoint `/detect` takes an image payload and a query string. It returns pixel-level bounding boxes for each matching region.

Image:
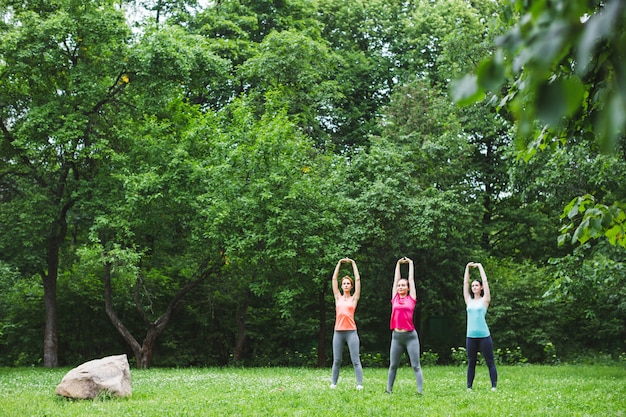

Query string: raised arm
[392,258,402,297]
[349,258,361,305]
[475,263,490,307]
[406,257,416,299]
[331,259,343,300]
[463,262,473,305]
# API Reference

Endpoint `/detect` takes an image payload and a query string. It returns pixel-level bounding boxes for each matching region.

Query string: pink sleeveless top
[389,293,416,331]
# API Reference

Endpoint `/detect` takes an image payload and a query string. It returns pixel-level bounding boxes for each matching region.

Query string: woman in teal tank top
[463,262,497,391]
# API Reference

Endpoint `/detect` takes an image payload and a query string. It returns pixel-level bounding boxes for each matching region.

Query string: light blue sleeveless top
[466,298,490,338]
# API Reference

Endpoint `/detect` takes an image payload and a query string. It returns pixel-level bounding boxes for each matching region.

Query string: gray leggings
[386,330,424,393]
[331,330,363,385]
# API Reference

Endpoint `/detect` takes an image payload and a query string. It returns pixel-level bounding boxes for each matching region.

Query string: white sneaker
[467,388,472,392]
[491,387,497,392]
[356,385,363,390]
[329,384,337,389]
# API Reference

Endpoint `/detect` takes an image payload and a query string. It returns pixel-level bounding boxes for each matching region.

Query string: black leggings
[466,336,497,389]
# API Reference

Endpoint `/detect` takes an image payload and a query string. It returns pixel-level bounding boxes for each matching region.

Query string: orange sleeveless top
[335,297,357,331]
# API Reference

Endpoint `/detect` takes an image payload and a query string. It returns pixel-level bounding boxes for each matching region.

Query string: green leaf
[476,55,505,92]
[604,225,622,245]
[450,74,485,106]
[588,215,602,237]
[562,76,585,116]
[595,92,626,153]
[572,217,590,244]
[578,195,595,213]
[601,211,614,228]
[563,197,580,219]
[557,233,570,247]
[576,0,621,76]
[536,77,584,127]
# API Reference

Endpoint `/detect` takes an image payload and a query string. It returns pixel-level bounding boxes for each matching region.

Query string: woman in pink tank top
[385,257,424,394]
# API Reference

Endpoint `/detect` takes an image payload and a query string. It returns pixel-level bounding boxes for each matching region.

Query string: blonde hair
[341,275,354,287]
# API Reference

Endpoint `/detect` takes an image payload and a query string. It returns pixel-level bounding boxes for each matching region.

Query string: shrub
[450,347,467,366]
[360,352,385,368]
[495,346,528,365]
[543,342,560,365]
[421,349,439,366]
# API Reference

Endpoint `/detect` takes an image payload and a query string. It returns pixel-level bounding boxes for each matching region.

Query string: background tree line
[0,0,624,369]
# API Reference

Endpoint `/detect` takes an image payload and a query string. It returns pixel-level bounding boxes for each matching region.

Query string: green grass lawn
[0,365,624,416]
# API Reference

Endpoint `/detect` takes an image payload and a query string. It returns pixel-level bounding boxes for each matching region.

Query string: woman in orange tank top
[330,258,363,390]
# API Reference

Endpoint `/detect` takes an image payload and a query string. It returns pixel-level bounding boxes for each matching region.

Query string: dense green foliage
[453,0,626,248]
[1,0,624,369]
[1,366,625,416]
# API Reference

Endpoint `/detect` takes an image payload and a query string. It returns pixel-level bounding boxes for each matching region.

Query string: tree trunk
[42,270,58,368]
[42,211,69,368]
[136,329,158,369]
[103,261,143,364]
[317,288,327,368]
[233,292,250,362]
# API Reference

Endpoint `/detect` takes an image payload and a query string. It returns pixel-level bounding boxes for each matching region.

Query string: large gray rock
[55,354,132,399]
